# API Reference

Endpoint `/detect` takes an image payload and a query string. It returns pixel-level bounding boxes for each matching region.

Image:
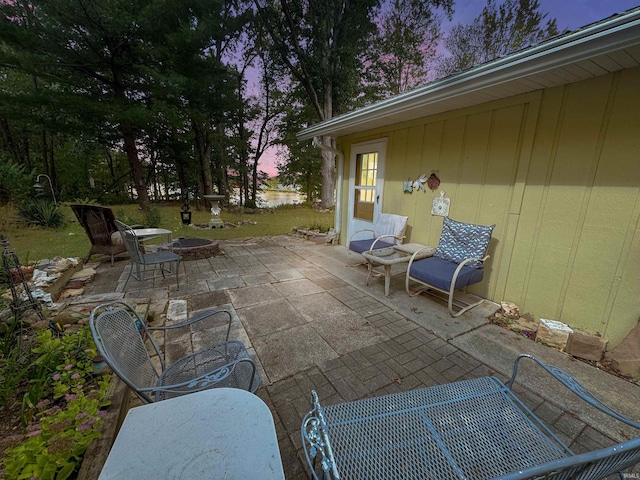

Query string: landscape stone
[167,299,188,322]
[604,321,640,379]
[500,301,520,319]
[565,330,607,362]
[537,318,573,350]
[511,316,539,335]
[58,288,85,300]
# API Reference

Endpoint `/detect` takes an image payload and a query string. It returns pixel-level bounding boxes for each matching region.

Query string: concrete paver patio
[73,235,640,478]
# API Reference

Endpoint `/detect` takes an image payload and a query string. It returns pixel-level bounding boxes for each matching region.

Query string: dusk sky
[260,1,640,177]
[447,0,640,31]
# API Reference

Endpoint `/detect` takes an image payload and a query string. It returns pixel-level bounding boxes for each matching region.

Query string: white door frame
[347,138,387,241]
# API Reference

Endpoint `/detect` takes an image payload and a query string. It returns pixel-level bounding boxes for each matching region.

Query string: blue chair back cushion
[409,257,484,291]
[435,217,495,268]
[349,238,395,254]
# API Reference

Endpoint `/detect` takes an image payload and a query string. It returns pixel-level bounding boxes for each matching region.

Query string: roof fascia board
[297,12,640,141]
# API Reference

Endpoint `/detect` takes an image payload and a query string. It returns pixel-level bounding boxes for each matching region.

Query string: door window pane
[354,152,377,221]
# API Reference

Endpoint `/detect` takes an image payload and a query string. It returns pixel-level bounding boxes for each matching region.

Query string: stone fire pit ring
[162,238,220,260]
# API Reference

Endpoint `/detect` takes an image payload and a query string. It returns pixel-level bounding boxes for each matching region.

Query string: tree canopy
[437,0,559,77]
[0,0,561,210]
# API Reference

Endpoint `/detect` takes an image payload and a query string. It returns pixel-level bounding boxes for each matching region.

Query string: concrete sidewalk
[73,235,640,479]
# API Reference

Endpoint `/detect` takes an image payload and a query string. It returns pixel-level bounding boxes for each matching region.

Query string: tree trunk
[119,119,149,207]
[0,117,26,165]
[193,121,214,198]
[319,79,336,208]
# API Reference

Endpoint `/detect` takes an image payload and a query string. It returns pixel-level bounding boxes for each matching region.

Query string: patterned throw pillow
[435,217,495,268]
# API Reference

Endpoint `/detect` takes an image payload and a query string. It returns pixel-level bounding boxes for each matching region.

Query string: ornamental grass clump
[0,321,112,480]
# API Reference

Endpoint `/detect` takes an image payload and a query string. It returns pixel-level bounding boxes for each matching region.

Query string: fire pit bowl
[166,238,220,260]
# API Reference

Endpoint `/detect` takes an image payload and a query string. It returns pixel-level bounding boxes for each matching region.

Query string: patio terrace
[71,235,640,479]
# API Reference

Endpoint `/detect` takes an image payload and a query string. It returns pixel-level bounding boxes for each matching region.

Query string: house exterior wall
[338,67,640,348]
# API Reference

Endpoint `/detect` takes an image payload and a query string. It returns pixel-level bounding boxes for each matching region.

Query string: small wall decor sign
[432,191,450,216]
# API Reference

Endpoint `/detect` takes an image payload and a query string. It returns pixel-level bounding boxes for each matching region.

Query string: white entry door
[347,139,387,239]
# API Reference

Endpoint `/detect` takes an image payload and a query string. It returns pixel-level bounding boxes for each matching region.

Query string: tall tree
[0,0,250,207]
[277,105,321,203]
[255,0,452,207]
[367,0,452,99]
[254,0,380,208]
[437,0,559,77]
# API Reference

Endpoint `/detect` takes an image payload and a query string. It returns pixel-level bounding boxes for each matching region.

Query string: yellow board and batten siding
[338,67,640,348]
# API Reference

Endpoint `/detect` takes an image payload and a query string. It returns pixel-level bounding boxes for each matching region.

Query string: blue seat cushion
[409,257,484,291]
[349,238,394,254]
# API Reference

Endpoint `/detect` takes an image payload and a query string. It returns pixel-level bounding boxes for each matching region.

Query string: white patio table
[98,388,285,479]
[362,242,436,297]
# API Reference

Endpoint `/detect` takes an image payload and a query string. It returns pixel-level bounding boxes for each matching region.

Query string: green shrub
[1,324,112,480]
[244,198,258,209]
[143,204,162,227]
[0,158,33,205]
[114,208,140,226]
[18,200,65,228]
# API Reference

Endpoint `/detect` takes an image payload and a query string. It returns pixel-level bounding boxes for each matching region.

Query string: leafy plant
[114,208,141,227]
[243,198,257,209]
[0,157,33,205]
[0,322,112,480]
[18,199,65,228]
[296,216,333,233]
[2,378,111,480]
[143,204,162,227]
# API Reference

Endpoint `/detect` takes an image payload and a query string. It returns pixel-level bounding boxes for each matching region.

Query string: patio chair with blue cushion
[406,216,495,317]
[115,220,182,290]
[348,213,408,266]
[89,301,260,403]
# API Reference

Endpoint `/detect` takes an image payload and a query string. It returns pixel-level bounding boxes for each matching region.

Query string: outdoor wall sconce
[33,174,57,205]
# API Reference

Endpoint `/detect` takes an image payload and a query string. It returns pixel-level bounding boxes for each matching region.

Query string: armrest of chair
[496,354,640,480]
[301,390,339,480]
[370,234,405,250]
[508,354,640,430]
[148,307,233,342]
[348,228,375,245]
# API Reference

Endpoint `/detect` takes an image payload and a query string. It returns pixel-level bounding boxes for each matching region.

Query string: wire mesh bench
[301,354,640,480]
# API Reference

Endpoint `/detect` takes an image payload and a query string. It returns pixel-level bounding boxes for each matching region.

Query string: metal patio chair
[114,220,182,290]
[406,216,495,316]
[347,213,408,266]
[302,354,640,480]
[89,301,259,403]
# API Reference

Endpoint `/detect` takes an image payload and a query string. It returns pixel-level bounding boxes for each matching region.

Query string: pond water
[230,189,306,207]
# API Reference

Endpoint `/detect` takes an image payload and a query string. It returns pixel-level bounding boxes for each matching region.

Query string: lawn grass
[0,203,335,263]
